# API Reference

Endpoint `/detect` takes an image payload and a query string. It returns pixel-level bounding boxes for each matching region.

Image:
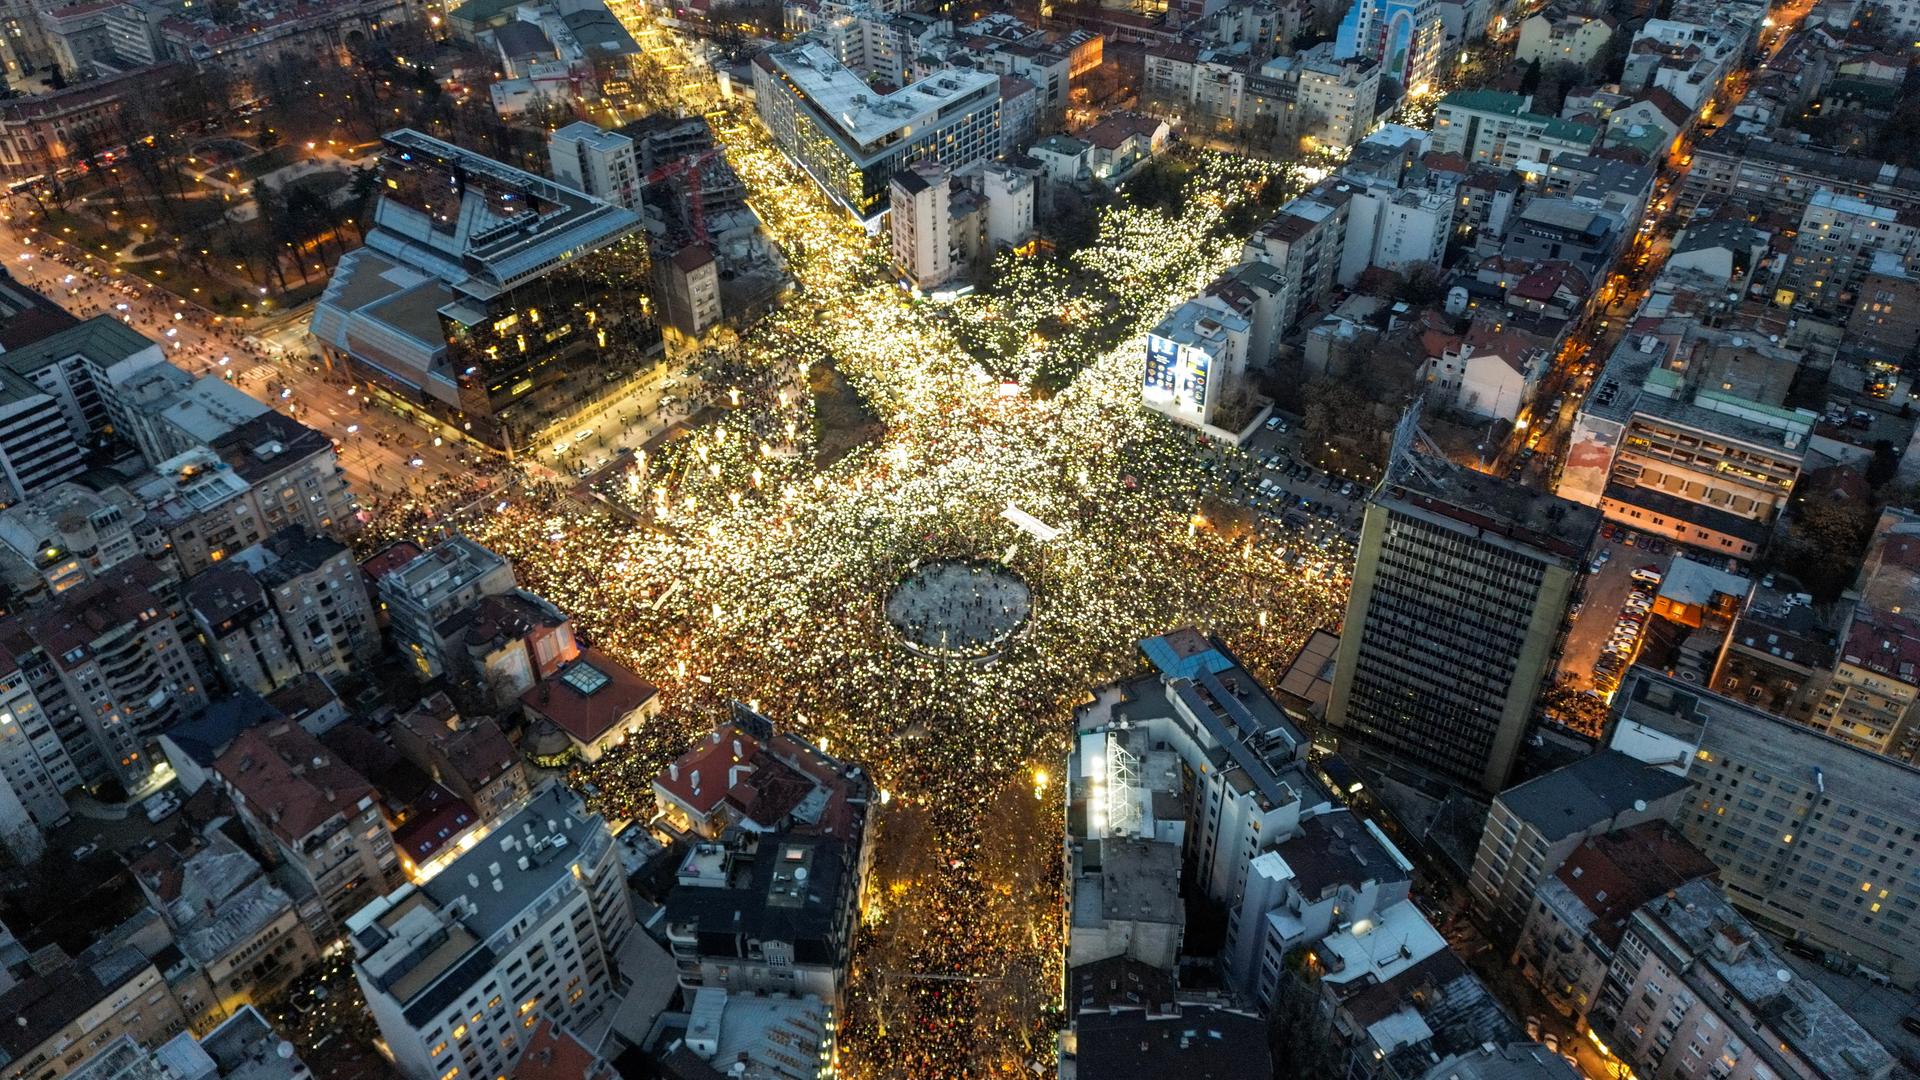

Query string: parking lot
[1557,529,1678,696]
[1199,414,1366,548]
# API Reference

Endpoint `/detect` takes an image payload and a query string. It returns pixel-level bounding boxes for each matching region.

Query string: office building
[375,535,518,680]
[1431,90,1600,170]
[1612,668,1920,987]
[1334,0,1444,93]
[751,43,1000,221]
[0,368,85,504]
[348,784,636,1080]
[311,129,662,452]
[214,720,400,926]
[889,161,955,291]
[1468,750,1692,939]
[1329,447,1599,792]
[7,315,167,445]
[1591,878,1892,1080]
[1142,297,1252,431]
[1558,316,1814,558]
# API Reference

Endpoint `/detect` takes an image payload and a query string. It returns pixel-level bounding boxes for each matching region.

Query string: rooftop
[1071,1002,1271,1080]
[1541,821,1718,949]
[214,721,377,846]
[1638,878,1893,1079]
[757,43,999,152]
[1381,449,1600,562]
[521,647,659,747]
[1496,749,1690,842]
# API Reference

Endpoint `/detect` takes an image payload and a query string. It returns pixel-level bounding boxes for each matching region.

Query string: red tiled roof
[392,784,476,866]
[361,540,423,583]
[520,648,659,746]
[656,726,763,817]
[215,722,377,846]
[511,1018,615,1080]
[1553,822,1718,948]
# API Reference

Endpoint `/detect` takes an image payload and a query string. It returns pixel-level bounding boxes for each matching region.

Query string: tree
[1520,58,1543,97]
[1869,438,1900,489]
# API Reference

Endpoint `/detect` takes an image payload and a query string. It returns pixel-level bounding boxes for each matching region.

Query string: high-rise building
[889,161,955,291]
[22,560,207,791]
[1329,446,1599,792]
[311,129,662,451]
[752,43,1000,221]
[348,784,635,1080]
[1334,0,1445,94]
[1143,297,1252,431]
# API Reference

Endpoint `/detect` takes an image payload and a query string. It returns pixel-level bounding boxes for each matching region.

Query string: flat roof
[760,42,998,150]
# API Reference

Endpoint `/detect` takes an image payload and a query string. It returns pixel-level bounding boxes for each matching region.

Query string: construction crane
[643,147,723,247]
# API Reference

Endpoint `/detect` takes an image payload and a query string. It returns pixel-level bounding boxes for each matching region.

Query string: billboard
[1144,333,1213,422]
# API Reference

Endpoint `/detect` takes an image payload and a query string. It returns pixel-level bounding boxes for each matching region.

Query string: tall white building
[889,162,954,291]
[547,122,641,210]
[1143,297,1252,430]
[978,163,1036,249]
[348,784,636,1080]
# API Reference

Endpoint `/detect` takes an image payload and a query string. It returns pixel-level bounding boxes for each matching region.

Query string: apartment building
[1432,89,1600,170]
[214,720,399,926]
[392,695,531,823]
[1781,189,1920,312]
[1612,668,1920,987]
[0,951,187,1080]
[129,831,318,1031]
[1143,296,1252,431]
[349,785,635,1080]
[752,42,1000,221]
[375,535,518,680]
[1073,630,1326,912]
[546,121,642,210]
[131,411,354,576]
[1334,0,1444,93]
[1330,449,1599,792]
[1516,8,1616,66]
[889,161,955,291]
[0,639,76,838]
[1511,823,1719,1024]
[25,560,205,790]
[1591,878,1892,1080]
[0,482,150,603]
[1684,130,1920,218]
[1241,183,1354,333]
[1468,750,1693,939]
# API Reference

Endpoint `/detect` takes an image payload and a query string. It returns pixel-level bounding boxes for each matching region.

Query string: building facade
[1329,450,1599,792]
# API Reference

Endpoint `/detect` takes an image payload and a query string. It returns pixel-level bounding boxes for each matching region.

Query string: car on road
[144,792,179,822]
[71,843,98,860]
[574,428,594,444]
